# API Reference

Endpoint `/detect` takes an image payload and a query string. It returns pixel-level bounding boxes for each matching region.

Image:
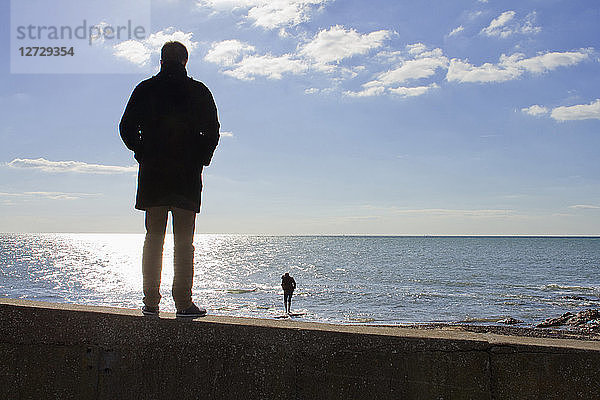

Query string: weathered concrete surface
[0,299,599,399]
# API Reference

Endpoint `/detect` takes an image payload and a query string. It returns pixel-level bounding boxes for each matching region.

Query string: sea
[1,234,598,326]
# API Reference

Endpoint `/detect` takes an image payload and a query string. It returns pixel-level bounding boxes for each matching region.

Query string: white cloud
[89,21,110,46]
[205,40,256,66]
[569,204,600,209]
[344,45,447,98]
[198,0,330,29]
[5,158,137,174]
[448,57,520,83]
[223,53,307,80]
[113,40,151,65]
[447,50,590,83]
[451,58,496,82]
[521,12,542,35]
[375,50,404,63]
[389,83,439,97]
[375,49,448,85]
[247,0,318,29]
[481,11,541,38]
[481,10,516,38]
[299,25,392,64]
[448,25,464,37]
[406,42,427,55]
[521,104,549,116]
[220,131,234,137]
[517,50,590,73]
[137,28,198,57]
[551,99,600,121]
[343,85,385,98]
[345,82,438,99]
[522,99,600,122]
[113,27,198,66]
[0,191,97,201]
[198,31,388,80]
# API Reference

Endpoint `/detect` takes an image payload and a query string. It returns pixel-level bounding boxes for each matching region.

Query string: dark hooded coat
[119,61,219,213]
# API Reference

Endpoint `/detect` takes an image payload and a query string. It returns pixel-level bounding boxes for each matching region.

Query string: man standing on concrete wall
[119,41,220,318]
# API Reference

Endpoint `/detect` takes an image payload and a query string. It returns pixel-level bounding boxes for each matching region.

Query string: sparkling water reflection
[1,234,599,325]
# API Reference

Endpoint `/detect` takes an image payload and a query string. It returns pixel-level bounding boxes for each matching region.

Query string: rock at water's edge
[537,309,600,330]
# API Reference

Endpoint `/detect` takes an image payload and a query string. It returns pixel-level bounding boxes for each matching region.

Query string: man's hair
[161,41,188,64]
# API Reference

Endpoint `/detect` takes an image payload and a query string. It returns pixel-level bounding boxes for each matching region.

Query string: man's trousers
[142,206,196,311]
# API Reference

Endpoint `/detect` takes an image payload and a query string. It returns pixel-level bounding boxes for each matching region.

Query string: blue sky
[1,0,599,234]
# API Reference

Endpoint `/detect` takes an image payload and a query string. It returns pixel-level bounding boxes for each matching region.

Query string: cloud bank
[205,25,392,80]
[551,99,600,121]
[522,99,600,121]
[205,40,256,66]
[447,50,590,83]
[0,191,97,201]
[198,1,594,102]
[344,44,447,98]
[113,27,198,65]
[198,0,331,30]
[299,25,392,64]
[5,158,137,174]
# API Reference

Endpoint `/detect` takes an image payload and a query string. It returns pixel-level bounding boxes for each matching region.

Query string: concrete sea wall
[1,298,599,399]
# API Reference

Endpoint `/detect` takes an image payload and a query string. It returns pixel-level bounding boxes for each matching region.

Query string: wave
[542,283,596,292]
[223,288,257,294]
[559,295,599,301]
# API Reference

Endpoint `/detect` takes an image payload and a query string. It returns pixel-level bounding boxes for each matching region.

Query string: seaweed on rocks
[537,309,600,332]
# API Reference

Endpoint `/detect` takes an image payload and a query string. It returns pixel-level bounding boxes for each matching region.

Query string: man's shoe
[176,303,207,318]
[142,305,159,316]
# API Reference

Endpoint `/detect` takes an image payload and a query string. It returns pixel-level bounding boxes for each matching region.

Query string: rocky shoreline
[404,309,600,341]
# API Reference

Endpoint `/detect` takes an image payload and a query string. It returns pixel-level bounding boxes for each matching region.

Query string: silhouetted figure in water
[281,272,296,314]
[119,41,219,318]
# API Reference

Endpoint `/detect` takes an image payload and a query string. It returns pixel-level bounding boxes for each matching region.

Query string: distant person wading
[281,272,296,314]
[119,41,220,318]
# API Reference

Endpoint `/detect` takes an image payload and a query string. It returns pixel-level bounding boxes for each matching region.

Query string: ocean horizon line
[1,232,599,238]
